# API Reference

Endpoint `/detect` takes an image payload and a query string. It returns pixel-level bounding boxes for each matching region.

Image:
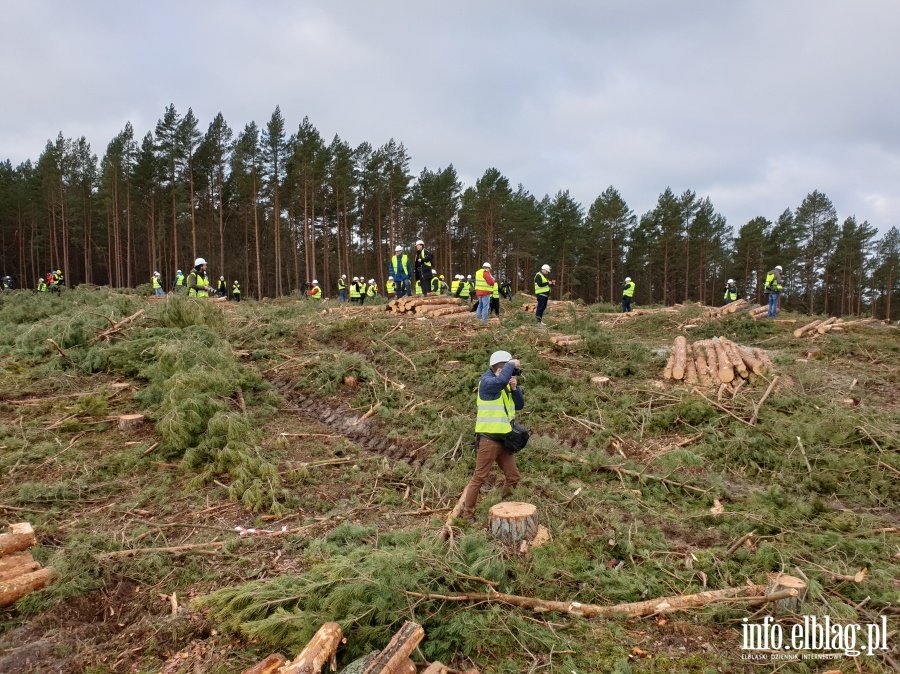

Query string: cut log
[279,622,344,674]
[712,338,734,383]
[672,336,688,380]
[704,341,719,383]
[0,523,36,557]
[692,345,711,386]
[117,414,145,430]
[721,339,748,378]
[488,502,539,546]
[816,316,839,334]
[0,552,41,582]
[684,357,698,385]
[793,319,824,338]
[663,352,675,380]
[422,306,469,317]
[241,654,288,674]
[362,621,425,674]
[0,567,57,608]
[422,663,449,674]
[764,573,807,614]
[734,345,766,376]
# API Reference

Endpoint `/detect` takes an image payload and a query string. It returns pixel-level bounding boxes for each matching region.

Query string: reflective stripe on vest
[310,286,321,298]
[431,276,440,293]
[390,254,409,276]
[337,279,346,290]
[459,281,470,298]
[350,284,361,299]
[367,284,375,297]
[475,268,492,293]
[623,282,635,298]
[765,272,782,291]
[418,249,432,269]
[415,281,422,295]
[475,387,514,435]
[534,272,550,295]
[188,272,209,297]
[492,282,500,299]
[152,277,161,289]
[450,280,460,294]
[724,287,737,301]
[386,279,395,293]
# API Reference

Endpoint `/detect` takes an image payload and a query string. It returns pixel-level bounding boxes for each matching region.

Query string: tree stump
[590,376,611,387]
[764,573,807,614]
[117,414,145,430]
[488,502,539,546]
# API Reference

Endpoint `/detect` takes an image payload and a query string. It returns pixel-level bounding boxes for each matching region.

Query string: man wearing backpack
[461,350,525,520]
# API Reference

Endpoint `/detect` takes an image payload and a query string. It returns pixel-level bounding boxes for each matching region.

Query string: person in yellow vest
[337,274,347,302]
[461,350,525,520]
[186,258,214,297]
[622,276,635,313]
[765,265,783,318]
[459,275,471,300]
[414,279,423,296]
[386,277,396,296]
[451,275,463,297]
[474,262,496,322]
[414,239,434,296]
[349,277,362,304]
[217,276,227,297]
[723,279,738,304]
[389,245,412,298]
[439,274,449,294]
[307,279,322,299]
[430,273,441,295]
[366,279,378,299]
[490,276,501,317]
[231,280,241,302]
[37,277,47,292]
[173,269,185,292]
[534,264,554,324]
[152,271,164,296]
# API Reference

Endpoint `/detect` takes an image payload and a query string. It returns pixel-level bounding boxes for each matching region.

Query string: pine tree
[263,106,286,295]
[585,186,634,303]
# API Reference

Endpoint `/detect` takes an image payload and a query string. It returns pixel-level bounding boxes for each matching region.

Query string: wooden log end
[117,414,146,430]
[241,653,288,674]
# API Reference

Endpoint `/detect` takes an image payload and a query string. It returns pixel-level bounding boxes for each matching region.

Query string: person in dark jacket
[414,239,434,296]
[461,350,525,520]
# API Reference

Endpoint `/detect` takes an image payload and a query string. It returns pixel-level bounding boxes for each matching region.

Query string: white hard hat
[541,264,551,272]
[775,265,783,271]
[368,279,374,283]
[482,262,491,268]
[456,275,462,279]
[727,278,734,284]
[489,350,513,368]
[312,279,319,284]
[176,269,182,273]
[153,271,160,276]
[394,245,403,252]
[195,257,206,266]
[220,276,224,280]
[415,239,424,246]
[341,274,346,279]
[233,280,238,283]
[625,276,631,282]
[466,274,472,279]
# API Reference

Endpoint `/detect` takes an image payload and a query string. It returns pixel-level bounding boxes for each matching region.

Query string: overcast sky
[2,0,899,236]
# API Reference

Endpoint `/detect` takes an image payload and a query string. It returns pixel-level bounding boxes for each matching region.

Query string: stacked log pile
[0,523,56,608]
[243,620,473,674]
[705,299,751,317]
[663,336,772,386]
[749,306,769,320]
[519,293,580,313]
[386,296,470,318]
[549,334,583,348]
[793,316,884,336]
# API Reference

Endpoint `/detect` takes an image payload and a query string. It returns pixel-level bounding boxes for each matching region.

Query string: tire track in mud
[268,373,430,465]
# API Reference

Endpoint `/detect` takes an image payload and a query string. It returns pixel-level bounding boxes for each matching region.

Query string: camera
[512,367,523,376]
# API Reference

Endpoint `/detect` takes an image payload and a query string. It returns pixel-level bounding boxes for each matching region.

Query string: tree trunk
[0,552,40,582]
[0,568,56,608]
[0,523,36,557]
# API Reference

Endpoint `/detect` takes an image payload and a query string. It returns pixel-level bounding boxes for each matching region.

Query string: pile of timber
[663,336,773,386]
[549,333,583,347]
[749,305,769,320]
[793,316,884,336]
[519,292,580,313]
[705,298,752,318]
[243,620,474,674]
[0,523,56,608]
[386,296,470,318]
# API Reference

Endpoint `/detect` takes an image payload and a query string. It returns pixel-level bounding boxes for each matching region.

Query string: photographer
[462,350,525,520]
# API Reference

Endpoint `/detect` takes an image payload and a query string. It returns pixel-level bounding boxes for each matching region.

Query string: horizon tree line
[0,105,898,319]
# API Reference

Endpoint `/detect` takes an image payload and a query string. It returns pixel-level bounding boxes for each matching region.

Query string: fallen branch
[749,375,779,426]
[439,490,468,540]
[552,453,708,495]
[97,541,228,559]
[404,584,793,619]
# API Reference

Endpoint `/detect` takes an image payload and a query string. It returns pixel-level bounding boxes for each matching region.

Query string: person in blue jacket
[389,244,412,298]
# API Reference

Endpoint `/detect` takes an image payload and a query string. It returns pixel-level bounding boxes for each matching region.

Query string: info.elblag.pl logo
[742,615,890,658]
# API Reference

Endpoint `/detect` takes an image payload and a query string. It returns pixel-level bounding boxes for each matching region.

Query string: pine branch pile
[663,336,773,386]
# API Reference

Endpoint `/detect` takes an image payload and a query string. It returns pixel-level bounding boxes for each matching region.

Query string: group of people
[159,259,242,301]
[720,265,784,317]
[1,275,12,291]
[335,277,379,303]
[34,269,64,293]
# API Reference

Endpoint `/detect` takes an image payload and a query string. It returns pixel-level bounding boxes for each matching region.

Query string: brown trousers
[462,436,521,517]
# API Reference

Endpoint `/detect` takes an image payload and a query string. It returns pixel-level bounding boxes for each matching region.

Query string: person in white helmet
[337,274,348,302]
[173,269,185,293]
[765,265,783,318]
[724,278,738,304]
[186,258,214,297]
[389,244,412,299]
[534,264,555,323]
[413,239,434,296]
[217,275,228,297]
[622,276,635,313]
[366,278,378,299]
[461,350,526,520]
[306,279,322,299]
[151,271,164,297]
[474,262,496,322]
[451,274,463,297]
[349,277,362,304]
